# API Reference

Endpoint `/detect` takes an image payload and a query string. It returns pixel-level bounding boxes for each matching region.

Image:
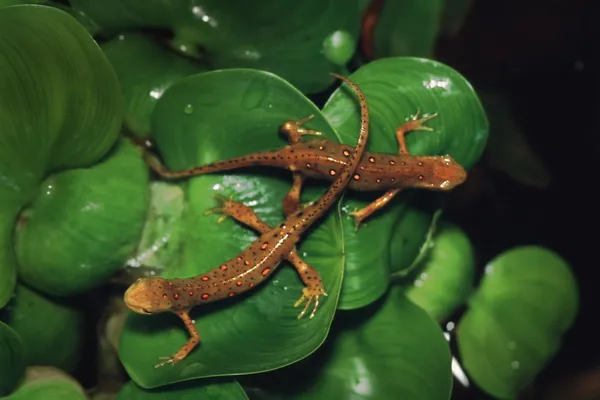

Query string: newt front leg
[155,310,199,368]
[205,195,327,319]
[348,110,438,229]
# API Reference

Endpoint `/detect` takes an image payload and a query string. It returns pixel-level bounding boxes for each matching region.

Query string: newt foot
[404,109,438,132]
[280,114,323,143]
[294,285,328,319]
[348,208,367,231]
[204,194,235,224]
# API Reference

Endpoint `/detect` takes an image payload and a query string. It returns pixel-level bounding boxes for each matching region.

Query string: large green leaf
[0,4,123,305]
[457,246,579,399]
[119,69,347,388]
[322,57,488,309]
[15,139,149,297]
[249,286,453,400]
[404,222,476,322]
[69,0,363,93]
[4,367,86,400]
[0,321,25,396]
[116,379,248,399]
[102,33,205,137]
[4,284,84,372]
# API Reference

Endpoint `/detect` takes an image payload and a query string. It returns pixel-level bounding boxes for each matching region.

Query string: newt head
[124,277,172,315]
[411,155,467,190]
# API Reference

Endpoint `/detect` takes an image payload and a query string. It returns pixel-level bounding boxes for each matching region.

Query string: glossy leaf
[0,4,123,304]
[69,0,363,93]
[371,0,444,59]
[253,286,452,400]
[5,366,86,400]
[5,284,84,372]
[0,4,122,197]
[15,139,149,297]
[116,379,248,400]
[405,222,476,322]
[322,57,488,309]
[457,246,579,399]
[102,33,205,137]
[0,321,25,396]
[119,69,346,388]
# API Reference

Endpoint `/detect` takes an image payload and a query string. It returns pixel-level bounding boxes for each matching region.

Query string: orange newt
[124,73,370,368]
[137,112,466,228]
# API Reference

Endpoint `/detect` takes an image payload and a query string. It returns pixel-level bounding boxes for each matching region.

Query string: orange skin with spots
[138,111,467,228]
[124,73,370,368]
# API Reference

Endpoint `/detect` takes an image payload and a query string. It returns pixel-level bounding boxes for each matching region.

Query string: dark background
[433,0,597,398]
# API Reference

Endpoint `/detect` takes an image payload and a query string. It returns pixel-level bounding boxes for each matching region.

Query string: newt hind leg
[279,114,323,145]
[348,110,438,228]
[204,195,327,319]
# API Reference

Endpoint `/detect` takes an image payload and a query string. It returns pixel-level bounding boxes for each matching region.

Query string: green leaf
[4,366,87,400]
[252,287,452,400]
[0,4,122,197]
[69,0,364,93]
[404,222,476,322]
[116,379,248,400]
[372,0,445,58]
[0,4,123,305]
[0,321,26,396]
[119,69,346,388]
[15,139,149,297]
[0,204,20,309]
[457,246,579,399]
[322,57,488,309]
[4,284,84,372]
[102,33,205,137]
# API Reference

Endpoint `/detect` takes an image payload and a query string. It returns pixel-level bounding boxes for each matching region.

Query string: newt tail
[123,73,370,368]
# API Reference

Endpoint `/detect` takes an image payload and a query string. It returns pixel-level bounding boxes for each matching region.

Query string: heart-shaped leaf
[0,4,123,305]
[119,69,347,388]
[457,246,579,399]
[322,57,488,309]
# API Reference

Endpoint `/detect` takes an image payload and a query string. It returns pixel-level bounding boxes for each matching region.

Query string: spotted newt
[137,111,466,229]
[124,73,370,368]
